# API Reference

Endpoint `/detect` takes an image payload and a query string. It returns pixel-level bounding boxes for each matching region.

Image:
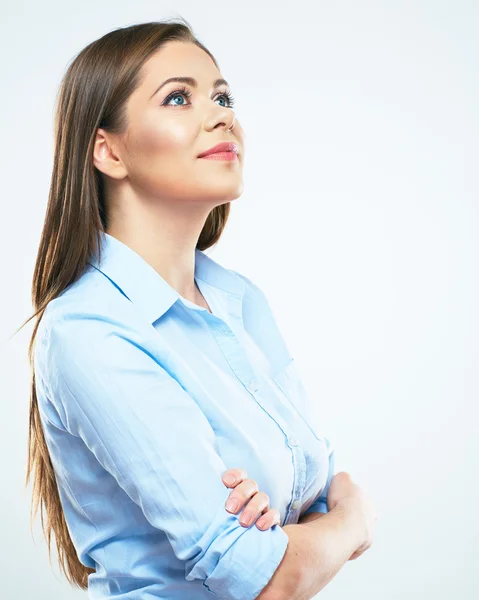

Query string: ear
[93,128,127,180]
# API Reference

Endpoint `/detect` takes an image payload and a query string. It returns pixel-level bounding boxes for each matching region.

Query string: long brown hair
[15,19,231,590]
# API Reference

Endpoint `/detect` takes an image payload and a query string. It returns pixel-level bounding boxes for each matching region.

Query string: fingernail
[224,475,236,485]
[240,513,252,525]
[226,499,239,512]
[257,518,266,529]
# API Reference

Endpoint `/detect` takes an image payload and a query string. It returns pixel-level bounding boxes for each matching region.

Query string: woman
[22,19,376,600]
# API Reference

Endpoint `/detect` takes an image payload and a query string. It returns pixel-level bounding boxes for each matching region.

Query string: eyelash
[161,86,236,109]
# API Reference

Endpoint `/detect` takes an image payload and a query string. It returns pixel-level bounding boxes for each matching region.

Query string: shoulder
[227,268,268,302]
[39,264,143,336]
[34,268,145,383]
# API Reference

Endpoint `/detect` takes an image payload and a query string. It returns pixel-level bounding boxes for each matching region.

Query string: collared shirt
[34,231,335,600]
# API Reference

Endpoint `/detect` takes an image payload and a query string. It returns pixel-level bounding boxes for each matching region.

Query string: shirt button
[289,436,299,446]
[292,500,301,510]
[246,381,257,393]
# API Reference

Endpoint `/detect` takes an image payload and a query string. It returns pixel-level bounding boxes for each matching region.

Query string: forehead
[140,40,220,89]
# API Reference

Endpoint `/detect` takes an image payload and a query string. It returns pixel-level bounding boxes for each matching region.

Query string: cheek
[125,115,201,197]
[133,114,195,158]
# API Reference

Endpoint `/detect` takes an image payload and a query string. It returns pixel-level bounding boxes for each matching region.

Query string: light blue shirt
[34,231,335,600]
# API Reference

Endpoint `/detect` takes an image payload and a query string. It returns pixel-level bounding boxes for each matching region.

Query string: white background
[1,1,477,598]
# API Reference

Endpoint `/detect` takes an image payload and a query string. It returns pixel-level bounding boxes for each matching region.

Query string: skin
[221,468,284,530]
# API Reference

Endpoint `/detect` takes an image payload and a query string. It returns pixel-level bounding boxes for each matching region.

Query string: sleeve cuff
[201,523,289,600]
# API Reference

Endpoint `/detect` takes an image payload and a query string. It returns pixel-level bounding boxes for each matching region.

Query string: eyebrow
[149,76,229,100]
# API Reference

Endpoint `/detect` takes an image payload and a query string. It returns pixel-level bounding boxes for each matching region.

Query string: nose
[202,106,236,132]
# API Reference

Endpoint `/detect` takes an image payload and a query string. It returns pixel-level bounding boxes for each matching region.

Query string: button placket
[272,360,323,442]
[199,300,261,397]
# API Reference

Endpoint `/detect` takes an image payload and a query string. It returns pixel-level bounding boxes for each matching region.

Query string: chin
[219,184,244,204]
[197,181,244,204]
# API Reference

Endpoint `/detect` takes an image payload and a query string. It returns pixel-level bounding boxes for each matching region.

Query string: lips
[198,141,239,158]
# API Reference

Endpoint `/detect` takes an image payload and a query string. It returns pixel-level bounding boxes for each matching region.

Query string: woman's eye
[215,92,235,108]
[164,92,190,106]
[162,88,192,106]
[171,94,186,105]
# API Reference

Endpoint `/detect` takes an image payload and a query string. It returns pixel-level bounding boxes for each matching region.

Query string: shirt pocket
[271,358,324,441]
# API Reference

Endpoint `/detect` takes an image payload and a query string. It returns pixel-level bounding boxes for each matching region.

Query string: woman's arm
[297,511,328,525]
[37,308,291,600]
[257,502,364,600]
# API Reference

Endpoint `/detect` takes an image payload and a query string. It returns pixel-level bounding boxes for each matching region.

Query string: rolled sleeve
[197,521,289,598]
[303,438,335,516]
[39,309,289,600]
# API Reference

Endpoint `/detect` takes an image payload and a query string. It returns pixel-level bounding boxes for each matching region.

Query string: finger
[256,508,281,530]
[238,490,270,526]
[222,468,247,487]
[225,478,259,514]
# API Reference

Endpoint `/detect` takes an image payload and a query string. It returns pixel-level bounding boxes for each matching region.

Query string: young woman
[22,19,376,600]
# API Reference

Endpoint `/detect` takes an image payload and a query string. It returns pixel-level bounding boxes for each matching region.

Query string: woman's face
[111,40,244,208]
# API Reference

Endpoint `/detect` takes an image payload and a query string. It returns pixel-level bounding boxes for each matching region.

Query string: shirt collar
[87,231,246,325]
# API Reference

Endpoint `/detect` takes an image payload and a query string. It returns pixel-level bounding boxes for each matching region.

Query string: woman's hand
[222,468,281,530]
[328,471,379,561]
